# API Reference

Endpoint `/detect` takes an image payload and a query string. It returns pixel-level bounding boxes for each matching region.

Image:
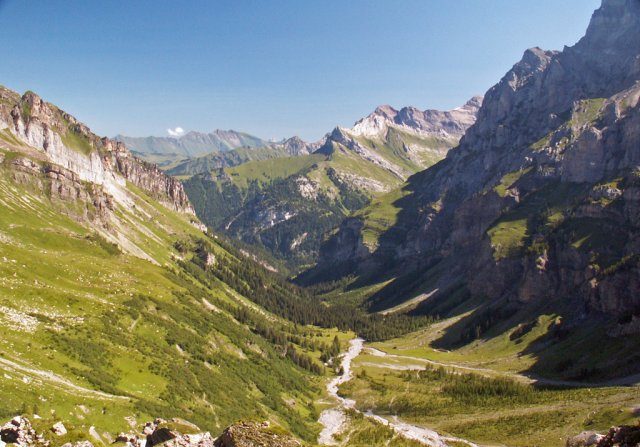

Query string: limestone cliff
[0,88,193,214]
[0,87,202,264]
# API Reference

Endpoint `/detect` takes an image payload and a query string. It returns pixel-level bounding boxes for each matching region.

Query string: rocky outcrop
[567,424,640,447]
[0,417,47,447]
[0,418,301,447]
[596,424,640,447]
[213,422,302,447]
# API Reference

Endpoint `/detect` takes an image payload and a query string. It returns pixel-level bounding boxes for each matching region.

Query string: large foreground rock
[213,422,302,447]
[0,417,47,447]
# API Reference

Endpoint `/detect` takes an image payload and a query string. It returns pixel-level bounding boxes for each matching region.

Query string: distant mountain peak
[115,130,269,158]
[372,104,399,119]
[457,95,484,111]
[349,96,483,139]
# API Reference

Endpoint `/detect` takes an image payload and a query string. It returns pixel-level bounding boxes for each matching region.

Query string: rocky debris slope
[1,417,47,447]
[0,88,193,214]
[0,417,301,447]
[307,0,640,373]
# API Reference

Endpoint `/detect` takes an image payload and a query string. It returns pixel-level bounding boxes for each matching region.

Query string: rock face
[308,0,640,366]
[0,87,203,263]
[0,89,193,214]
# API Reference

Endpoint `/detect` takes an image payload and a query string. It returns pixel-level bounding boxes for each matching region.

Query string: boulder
[213,422,302,447]
[114,432,143,447]
[51,423,67,437]
[0,417,48,447]
[567,431,605,447]
[145,419,210,447]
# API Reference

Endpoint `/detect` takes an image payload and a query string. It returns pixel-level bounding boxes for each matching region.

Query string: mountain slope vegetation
[0,87,438,445]
[0,88,355,442]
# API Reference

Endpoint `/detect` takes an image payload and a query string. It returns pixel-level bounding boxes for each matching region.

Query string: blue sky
[0,0,600,141]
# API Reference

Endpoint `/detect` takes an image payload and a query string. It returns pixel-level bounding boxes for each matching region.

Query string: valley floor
[329,316,640,447]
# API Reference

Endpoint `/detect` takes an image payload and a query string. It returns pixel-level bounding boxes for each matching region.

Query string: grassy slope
[353,187,411,250]
[0,149,354,444]
[224,154,326,189]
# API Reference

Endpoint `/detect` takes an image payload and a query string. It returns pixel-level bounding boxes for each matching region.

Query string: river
[317,338,478,447]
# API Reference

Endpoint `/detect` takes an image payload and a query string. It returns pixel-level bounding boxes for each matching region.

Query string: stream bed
[317,338,477,447]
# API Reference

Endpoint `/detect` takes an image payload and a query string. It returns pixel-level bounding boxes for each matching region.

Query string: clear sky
[0,0,601,141]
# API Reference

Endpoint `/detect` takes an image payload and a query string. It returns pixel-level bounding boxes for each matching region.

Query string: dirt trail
[362,347,640,388]
[0,356,128,400]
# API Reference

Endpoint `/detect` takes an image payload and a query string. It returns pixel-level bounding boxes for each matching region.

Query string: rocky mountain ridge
[350,96,482,140]
[303,0,640,379]
[0,87,202,264]
[0,88,193,214]
[315,96,482,181]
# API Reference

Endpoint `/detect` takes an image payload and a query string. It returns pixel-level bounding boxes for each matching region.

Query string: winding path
[317,338,478,447]
[0,357,128,400]
[362,347,640,388]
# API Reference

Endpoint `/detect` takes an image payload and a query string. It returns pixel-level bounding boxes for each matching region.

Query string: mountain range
[115,129,269,158]
[181,98,482,270]
[0,1,639,446]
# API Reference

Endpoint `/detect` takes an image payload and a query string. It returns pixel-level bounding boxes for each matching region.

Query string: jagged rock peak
[350,96,483,139]
[281,136,312,155]
[460,95,484,110]
[372,104,399,120]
